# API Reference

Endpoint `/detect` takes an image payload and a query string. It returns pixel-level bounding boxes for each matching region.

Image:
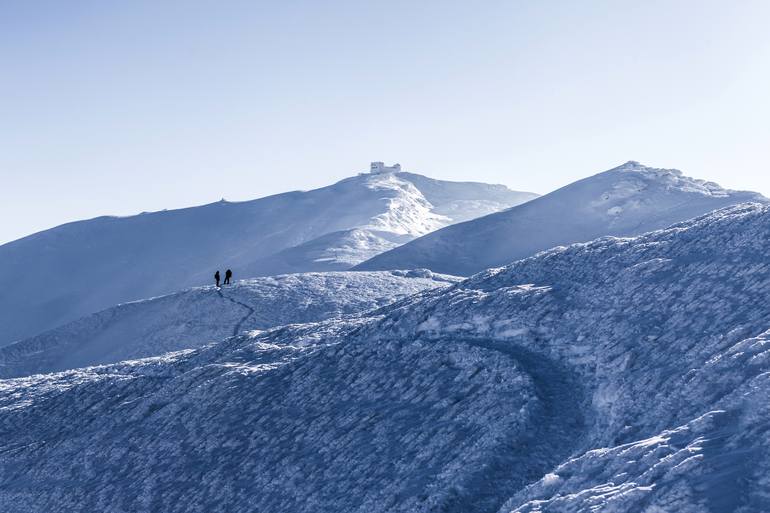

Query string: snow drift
[0,168,533,346]
[356,161,767,276]
[2,203,769,512]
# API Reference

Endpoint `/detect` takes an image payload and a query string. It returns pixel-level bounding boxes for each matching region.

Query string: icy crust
[0,332,538,512]
[380,203,770,512]
[361,173,449,236]
[2,204,770,511]
[0,271,459,379]
[590,161,735,218]
[616,160,733,197]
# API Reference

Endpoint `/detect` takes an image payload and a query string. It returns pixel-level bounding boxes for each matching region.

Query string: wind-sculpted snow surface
[357,161,767,276]
[0,333,550,512]
[2,204,770,512]
[0,271,457,379]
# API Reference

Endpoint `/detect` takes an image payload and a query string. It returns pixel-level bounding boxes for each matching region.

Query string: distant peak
[612,160,682,176]
[615,160,662,173]
[604,161,758,199]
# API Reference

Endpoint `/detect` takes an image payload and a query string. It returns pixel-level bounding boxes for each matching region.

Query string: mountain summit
[356,161,767,275]
[0,164,535,346]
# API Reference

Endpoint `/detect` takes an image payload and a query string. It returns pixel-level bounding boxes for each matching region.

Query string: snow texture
[356,161,767,276]
[0,271,458,379]
[2,203,770,512]
[0,170,534,346]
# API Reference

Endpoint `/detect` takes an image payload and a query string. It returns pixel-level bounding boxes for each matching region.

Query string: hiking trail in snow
[0,272,458,380]
[438,338,590,513]
[217,288,256,337]
[4,205,770,512]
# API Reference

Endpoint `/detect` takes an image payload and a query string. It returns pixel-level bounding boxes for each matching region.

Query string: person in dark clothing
[224,269,232,285]
[214,270,221,287]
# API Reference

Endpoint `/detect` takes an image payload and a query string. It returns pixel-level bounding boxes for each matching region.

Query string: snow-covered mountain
[0,167,534,346]
[356,161,767,275]
[2,203,769,512]
[0,271,457,379]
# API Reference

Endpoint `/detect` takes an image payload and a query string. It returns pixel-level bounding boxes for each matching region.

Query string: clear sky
[2,0,770,244]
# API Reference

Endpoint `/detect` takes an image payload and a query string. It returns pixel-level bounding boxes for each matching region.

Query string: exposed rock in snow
[0,169,534,347]
[0,271,458,379]
[356,161,767,276]
[2,203,769,512]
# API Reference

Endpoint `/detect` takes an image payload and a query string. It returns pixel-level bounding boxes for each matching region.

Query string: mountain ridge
[2,203,768,511]
[355,161,767,275]
[0,168,534,346]
[0,270,458,379]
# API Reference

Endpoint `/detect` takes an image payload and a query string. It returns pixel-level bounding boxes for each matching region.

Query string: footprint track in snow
[437,338,590,513]
[216,288,256,337]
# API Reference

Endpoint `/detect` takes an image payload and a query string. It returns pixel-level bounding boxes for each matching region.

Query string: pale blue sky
[2,1,770,243]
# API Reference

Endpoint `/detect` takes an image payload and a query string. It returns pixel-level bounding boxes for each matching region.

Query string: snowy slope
[242,228,411,275]
[356,161,767,275]
[2,203,770,512]
[0,271,457,379]
[0,168,534,346]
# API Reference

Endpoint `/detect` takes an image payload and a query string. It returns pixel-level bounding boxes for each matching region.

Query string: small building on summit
[370,162,402,174]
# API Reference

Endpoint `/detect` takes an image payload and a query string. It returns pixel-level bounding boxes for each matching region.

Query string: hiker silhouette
[224,269,232,285]
[214,270,220,287]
